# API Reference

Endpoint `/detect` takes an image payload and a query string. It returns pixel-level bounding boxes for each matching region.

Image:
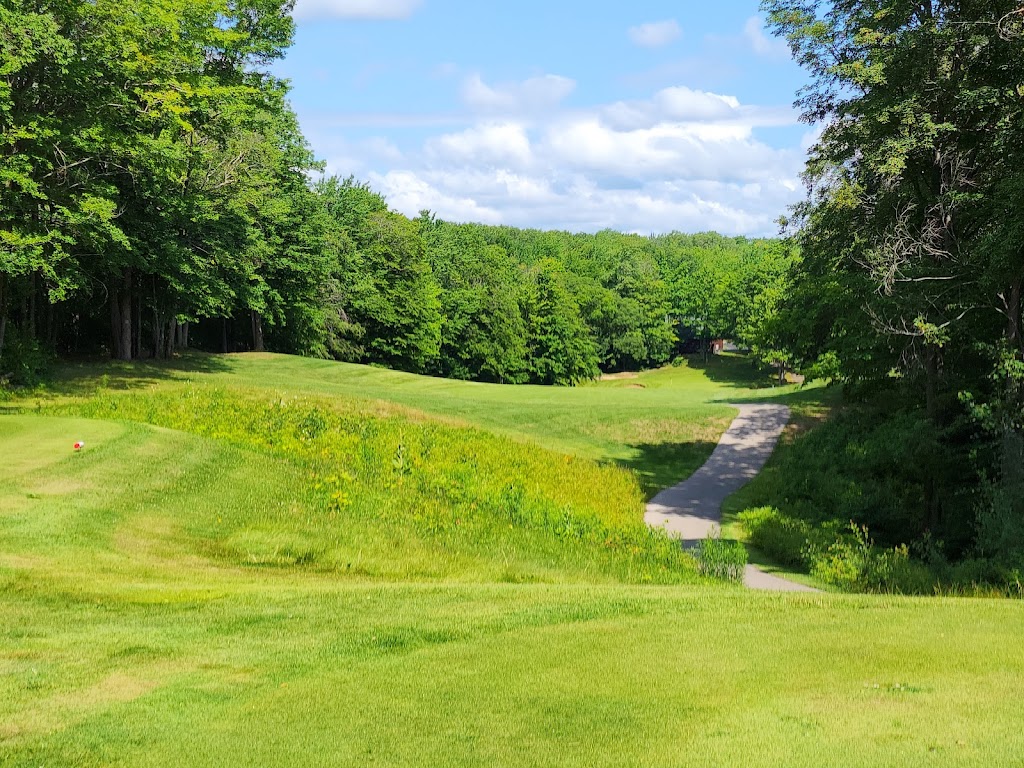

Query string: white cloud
[603,86,743,130]
[369,170,504,224]
[292,0,422,21]
[743,16,790,58]
[461,73,576,112]
[369,166,792,235]
[544,117,795,184]
[426,123,532,166]
[656,87,740,120]
[361,137,404,162]
[312,83,804,236]
[628,20,682,48]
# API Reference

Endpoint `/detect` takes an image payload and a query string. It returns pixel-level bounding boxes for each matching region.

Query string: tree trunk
[0,274,7,361]
[923,344,942,532]
[152,307,161,359]
[132,282,142,359]
[164,316,176,359]
[110,282,122,359]
[924,345,939,422]
[27,273,37,339]
[113,271,132,361]
[180,321,189,349]
[251,310,265,352]
[46,301,56,348]
[221,317,229,353]
[1008,277,1022,353]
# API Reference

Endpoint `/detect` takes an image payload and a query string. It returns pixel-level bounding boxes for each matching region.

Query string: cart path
[644,403,818,593]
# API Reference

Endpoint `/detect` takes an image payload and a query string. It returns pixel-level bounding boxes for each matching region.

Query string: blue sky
[274,0,814,236]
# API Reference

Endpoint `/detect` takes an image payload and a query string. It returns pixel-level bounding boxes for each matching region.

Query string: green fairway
[3,405,1024,766]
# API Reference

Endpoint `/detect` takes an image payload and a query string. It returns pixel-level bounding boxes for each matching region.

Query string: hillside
[48,351,809,496]
[2,354,1024,765]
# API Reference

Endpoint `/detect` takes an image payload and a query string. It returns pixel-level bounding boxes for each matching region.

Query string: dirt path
[644,403,817,592]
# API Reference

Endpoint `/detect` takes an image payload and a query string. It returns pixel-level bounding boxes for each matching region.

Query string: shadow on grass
[725,385,843,412]
[685,354,780,389]
[616,440,719,500]
[40,351,234,397]
[681,354,841,408]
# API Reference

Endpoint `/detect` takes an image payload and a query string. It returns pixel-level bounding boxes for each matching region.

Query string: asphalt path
[644,403,818,592]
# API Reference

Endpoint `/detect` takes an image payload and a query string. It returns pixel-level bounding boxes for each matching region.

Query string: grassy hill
[46,351,810,496]
[2,353,1023,766]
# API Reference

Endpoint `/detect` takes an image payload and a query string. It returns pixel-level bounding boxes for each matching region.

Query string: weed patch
[695,536,747,582]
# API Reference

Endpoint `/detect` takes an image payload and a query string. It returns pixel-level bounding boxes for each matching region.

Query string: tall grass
[47,384,699,583]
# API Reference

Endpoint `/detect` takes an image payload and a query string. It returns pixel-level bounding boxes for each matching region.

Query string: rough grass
[5,355,1024,765]
[3,407,694,586]
[41,351,808,496]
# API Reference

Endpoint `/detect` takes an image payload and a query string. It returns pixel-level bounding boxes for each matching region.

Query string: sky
[274,0,814,236]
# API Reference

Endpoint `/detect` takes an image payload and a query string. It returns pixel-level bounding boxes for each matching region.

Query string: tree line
[758,0,1024,584]
[0,0,792,386]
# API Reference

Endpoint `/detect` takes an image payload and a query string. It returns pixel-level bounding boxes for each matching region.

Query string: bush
[804,524,935,594]
[975,431,1024,571]
[738,506,810,568]
[0,328,51,386]
[746,404,976,550]
[696,536,747,582]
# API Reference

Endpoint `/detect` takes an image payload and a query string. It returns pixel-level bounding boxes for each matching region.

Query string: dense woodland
[753,0,1024,586]
[0,0,792,385]
[3,0,1024,585]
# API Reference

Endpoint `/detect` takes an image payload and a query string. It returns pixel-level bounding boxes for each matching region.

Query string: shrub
[696,535,747,582]
[738,506,810,568]
[804,524,935,594]
[0,328,51,386]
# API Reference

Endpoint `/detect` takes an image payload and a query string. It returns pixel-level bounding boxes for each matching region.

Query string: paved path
[644,403,817,593]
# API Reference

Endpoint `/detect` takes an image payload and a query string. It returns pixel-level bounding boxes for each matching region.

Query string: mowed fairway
[2,355,1023,766]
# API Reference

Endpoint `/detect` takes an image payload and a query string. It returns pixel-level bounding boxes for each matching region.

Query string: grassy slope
[4,354,1024,765]
[47,352,804,497]
[4,413,1024,766]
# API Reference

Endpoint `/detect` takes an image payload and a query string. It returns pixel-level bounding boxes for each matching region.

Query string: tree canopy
[763,0,1024,572]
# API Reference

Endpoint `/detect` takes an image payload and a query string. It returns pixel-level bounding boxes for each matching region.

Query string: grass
[41,351,805,497]
[4,353,1024,765]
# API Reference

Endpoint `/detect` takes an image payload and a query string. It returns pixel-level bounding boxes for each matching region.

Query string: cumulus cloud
[426,123,533,166]
[743,16,790,58]
[292,0,422,21]
[370,166,792,235]
[628,19,682,48]
[544,117,795,185]
[602,86,742,130]
[369,170,505,224]
[313,82,804,236]
[461,73,576,112]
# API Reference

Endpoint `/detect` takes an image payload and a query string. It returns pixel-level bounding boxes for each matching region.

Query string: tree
[420,217,529,383]
[318,178,442,372]
[764,0,1024,542]
[524,259,600,385]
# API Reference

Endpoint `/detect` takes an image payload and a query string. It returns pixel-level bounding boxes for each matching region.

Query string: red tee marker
[73,441,85,452]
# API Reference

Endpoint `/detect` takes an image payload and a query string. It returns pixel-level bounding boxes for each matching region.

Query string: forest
[2,0,1024,586]
[0,0,791,387]
[746,0,1024,588]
